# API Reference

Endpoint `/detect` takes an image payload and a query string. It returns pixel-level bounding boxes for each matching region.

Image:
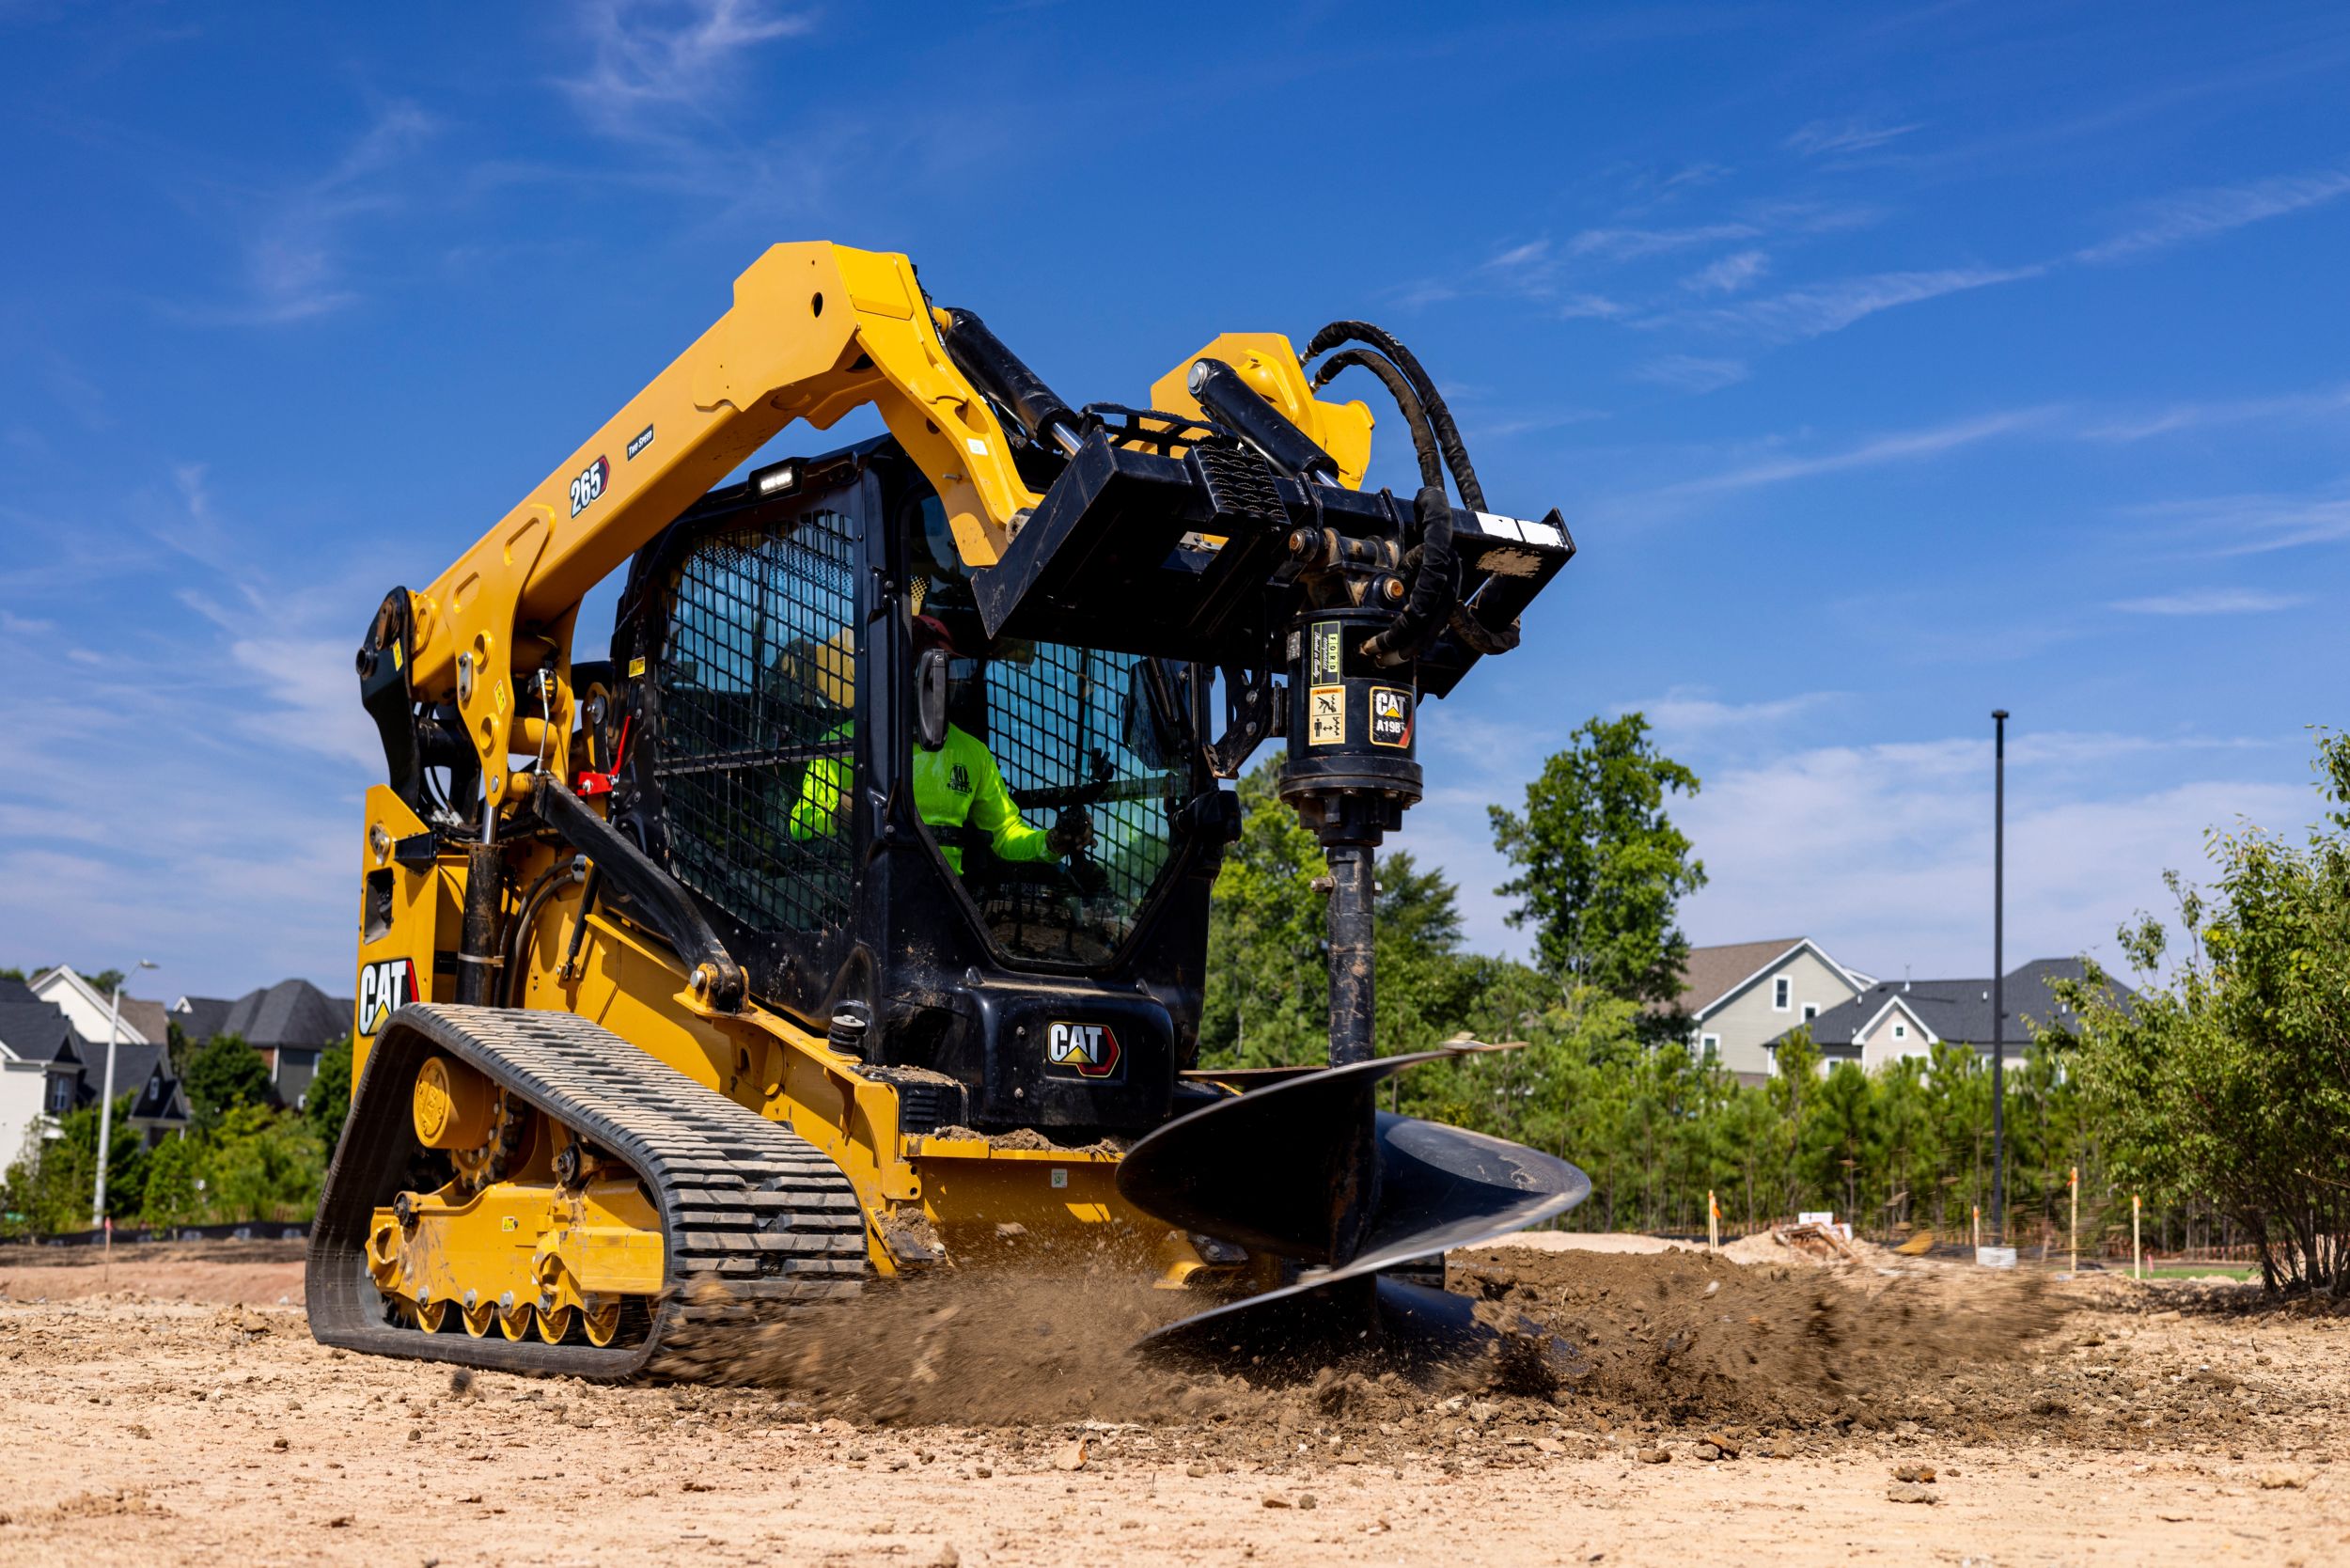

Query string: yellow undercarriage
[353,786,1216,1349]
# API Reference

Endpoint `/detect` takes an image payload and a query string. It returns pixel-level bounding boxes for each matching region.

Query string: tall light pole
[91,959,158,1228]
[1990,711,2008,1248]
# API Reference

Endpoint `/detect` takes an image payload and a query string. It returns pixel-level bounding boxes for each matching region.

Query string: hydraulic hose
[1309,348,1445,494]
[500,855,588,1008]
[1302,321,1486,510]
[1362,484,1459,663]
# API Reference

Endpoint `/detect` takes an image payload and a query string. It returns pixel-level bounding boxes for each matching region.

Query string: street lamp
[91,959,159,1229]
[1990,710,2008,1250]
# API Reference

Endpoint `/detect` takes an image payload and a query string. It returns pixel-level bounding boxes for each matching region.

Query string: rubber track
[307,1004,868,1380]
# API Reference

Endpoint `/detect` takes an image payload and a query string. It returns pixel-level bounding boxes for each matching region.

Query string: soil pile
[659,1241,2077,1449]
[1450,1245,2067,1431]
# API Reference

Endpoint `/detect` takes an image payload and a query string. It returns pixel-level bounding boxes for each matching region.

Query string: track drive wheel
[581,1301,622,1348]
[535,1305,576,1344]
[402,1298,448,1334]
[461,1300,497,1338]
[497,1302,532,1341]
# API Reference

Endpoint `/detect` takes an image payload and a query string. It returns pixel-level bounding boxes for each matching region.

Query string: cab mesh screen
[969,641,1185,965]
[654,510,858,936]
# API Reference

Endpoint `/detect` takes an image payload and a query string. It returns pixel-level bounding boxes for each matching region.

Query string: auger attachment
[1118,1047,1590,1371]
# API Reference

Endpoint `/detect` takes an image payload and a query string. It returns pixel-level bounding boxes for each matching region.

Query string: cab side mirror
[916,648,951,752]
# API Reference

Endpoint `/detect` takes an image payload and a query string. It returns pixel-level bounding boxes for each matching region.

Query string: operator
[787,615,1094,875]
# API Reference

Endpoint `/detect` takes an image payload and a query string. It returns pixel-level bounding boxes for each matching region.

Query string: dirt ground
[0,1238,2343,1567]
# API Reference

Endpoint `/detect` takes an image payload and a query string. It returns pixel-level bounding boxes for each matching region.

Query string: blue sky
[4,0,2348,1001]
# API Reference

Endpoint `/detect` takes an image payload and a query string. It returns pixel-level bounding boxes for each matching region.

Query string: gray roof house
[1774,958,2134,1073]
[1666,937,1875,1087]
[172,980,352,1108]
[0,1000,87,1163]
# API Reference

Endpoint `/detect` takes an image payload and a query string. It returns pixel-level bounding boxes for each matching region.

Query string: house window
[45,1074,74,1114]
[1891,1023,1907,1042]
[1700,1033,1721,1059]
[1772,977,1792,1011]
[1802,1002,1820,1022]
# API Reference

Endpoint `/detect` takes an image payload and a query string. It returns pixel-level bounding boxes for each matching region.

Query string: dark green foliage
[306,1041,354,1152]
[1199,756,1480,1069]
[183,1032,276,1131]
[0,1096,148,1235]
[2062,731,2350,1296]
[1489,714,1705,1007]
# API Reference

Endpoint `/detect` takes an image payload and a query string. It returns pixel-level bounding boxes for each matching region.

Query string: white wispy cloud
[562,0,815,141]
[1672,733,2311,975]
[2109,588,2309,615]
[2125,487,2350,556]
[1655,407,2051,495]
[2076,169,2350,263]
[1681,249,1769,295]
[1627,689,1842,741]
[1566,223,1763,262]
[2076,383,2350,441]
[1400,699,2311,974]
[1633,353,1749,394]
[1783,118,1922,158]
[173,101,439,326]
[1668,265,2046,343]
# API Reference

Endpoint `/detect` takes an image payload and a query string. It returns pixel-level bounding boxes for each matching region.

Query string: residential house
[1667,938,1875,1086]
[171,979,352,1108]
[0,997,85,1166]
[1774,958,2133,1073]
[27,966,168,1056]
[0,1007,190,1167]
[17,970,191,1146]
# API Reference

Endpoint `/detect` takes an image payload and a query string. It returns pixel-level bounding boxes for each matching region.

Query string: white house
[1667,937,1874,1086]
[1774,959,2133,1074]
[0,982,86,1166]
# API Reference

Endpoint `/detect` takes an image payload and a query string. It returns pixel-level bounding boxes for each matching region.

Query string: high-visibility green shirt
[787,722,1051,873]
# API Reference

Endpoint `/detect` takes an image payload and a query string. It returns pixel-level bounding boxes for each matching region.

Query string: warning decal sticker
[1370,686,1413,748]
[1308,684,1346,745]
[1309,620,1342,682]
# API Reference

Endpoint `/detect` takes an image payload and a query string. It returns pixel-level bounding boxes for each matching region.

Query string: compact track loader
[311,243,1588,1378]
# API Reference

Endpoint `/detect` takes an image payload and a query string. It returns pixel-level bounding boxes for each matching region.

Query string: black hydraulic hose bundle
[1302,321,1525,659]
[1308,348,1445,494]
[1362,485,1458,662]
[1302,320,1486,510]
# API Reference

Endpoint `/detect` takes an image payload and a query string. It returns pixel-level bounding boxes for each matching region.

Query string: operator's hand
[1046,810,1096,859]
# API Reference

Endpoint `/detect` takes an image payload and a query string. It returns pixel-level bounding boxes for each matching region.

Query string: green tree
[0,1095,147,1232]
[306,1041,354,1152]
[2065,732,2350,1295]
[206,1104,325,1223]
[1200,756,1479,1068]
[141,1135,207,1229]
[183,1033,276,1131]
[1488,713,1705,1007]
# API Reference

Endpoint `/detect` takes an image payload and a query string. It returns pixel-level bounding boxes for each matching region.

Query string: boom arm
[400,243,1041,800]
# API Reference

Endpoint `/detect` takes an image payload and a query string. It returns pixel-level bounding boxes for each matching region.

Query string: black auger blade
[1117,1050,1590,1373]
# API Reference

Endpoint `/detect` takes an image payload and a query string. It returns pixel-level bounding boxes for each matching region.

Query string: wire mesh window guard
[655,510,860,938]
[966,640,1187,965]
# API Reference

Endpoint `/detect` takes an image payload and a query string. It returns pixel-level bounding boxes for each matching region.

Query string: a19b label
[1370,687,1413,748]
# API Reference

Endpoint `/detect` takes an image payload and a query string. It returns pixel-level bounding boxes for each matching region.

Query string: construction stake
[1707,1190,1719,1252]
[2133,1192,2142,1281]
[1972,1204,1980,1251]
[2069,1166,2078,1276]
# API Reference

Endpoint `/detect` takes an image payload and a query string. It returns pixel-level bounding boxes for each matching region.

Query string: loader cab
[606,437,1230,1137]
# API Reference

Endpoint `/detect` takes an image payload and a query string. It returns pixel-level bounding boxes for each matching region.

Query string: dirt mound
[1450,1245,2067,1431]
[656,1262,1215,1425]
[656,1240,2074,1453]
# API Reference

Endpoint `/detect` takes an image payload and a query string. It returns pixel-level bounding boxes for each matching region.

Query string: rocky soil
[0,1239,2343,1566]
